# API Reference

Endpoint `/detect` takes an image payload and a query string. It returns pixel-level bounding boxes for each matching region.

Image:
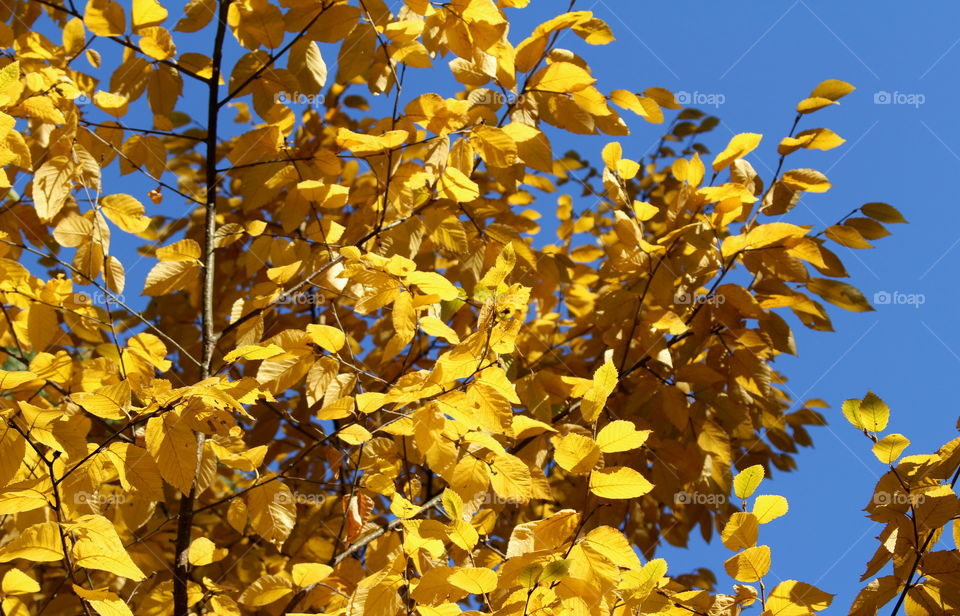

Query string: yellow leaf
[84,0,126,36]
[65,514,146,580]
[620,158,640,180]
[176,0,216,33]
[825,224,872,249]
[138,26,176,61]
[609,90,663,123]
[723,545,771,582]
[32,158,72,222]
[0,369,40,390]
[806,278,873,312]
[721,512,759,551]
[553,432,601,474]
[246,482,296,546]
[146,411,198,495]
[105,256,125,294]
[74,381,131,420]
[223,344,286,362]
[335,128,408,155]
[390,492,422,519]
[873,433,910,464]
[595,420,650,453]
[644,86,682,109]
[448,519,479,551]
[478,242,516,288]
[502,123,553,173]
[781,168,831,193]
[488,453,531,504]
[570,245,604,263]
[156,239,201,262]
[306,324,346,353]
[609,89,640,112]
[796,96,838,114]
[573,16,614,44]
[448,567,497,594]
[441,488,463,520]
[316,396,354,420]
[633,200,659,221]
[188,537,227,566]
[296,180,349,209]
[142,260,200,296]
[633,95,663,124]
[712,133,762,171]
[53,215,93,247]
[2,569,40,595]
[582,526,641,569]
[842,398,865,430]
[531,61,595,93]
[356,392,386,414]
[405,271,460,301]
[777,128,845,155]
[132,0,167,31]
[93,91,129,117]
[858,391,890,432]
[767,580,834,613]
[419,316,460,344]
[721,222,809,258]
[601,141,622,169]
[338,423,372,445]
[291,40,327,90]
[588,466,653,499]
[292,563,333,587]
[581,358,617,423]
[733,464,764,499]
[861,202,907,224]
[752,494,789,524]
[439,167,480,203]
[0,482,48,515]
[473,125,517,167]
[810,79,855,101]
[914,485,958,532]
[237,574,294,607]
[0,522,64,563]
[651,310,688,335]
[73,585,134,616]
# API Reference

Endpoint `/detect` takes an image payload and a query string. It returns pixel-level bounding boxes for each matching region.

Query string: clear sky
[20,0,960,611]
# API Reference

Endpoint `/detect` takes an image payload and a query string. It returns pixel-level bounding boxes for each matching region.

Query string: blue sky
[19,0,960,610]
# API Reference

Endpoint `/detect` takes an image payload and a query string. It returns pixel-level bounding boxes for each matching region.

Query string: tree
[0,1,931,615]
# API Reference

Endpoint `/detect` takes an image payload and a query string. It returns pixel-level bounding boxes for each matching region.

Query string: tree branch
[173,1,232,614]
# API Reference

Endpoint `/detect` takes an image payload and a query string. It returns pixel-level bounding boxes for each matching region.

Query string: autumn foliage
[0,1,948,615]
